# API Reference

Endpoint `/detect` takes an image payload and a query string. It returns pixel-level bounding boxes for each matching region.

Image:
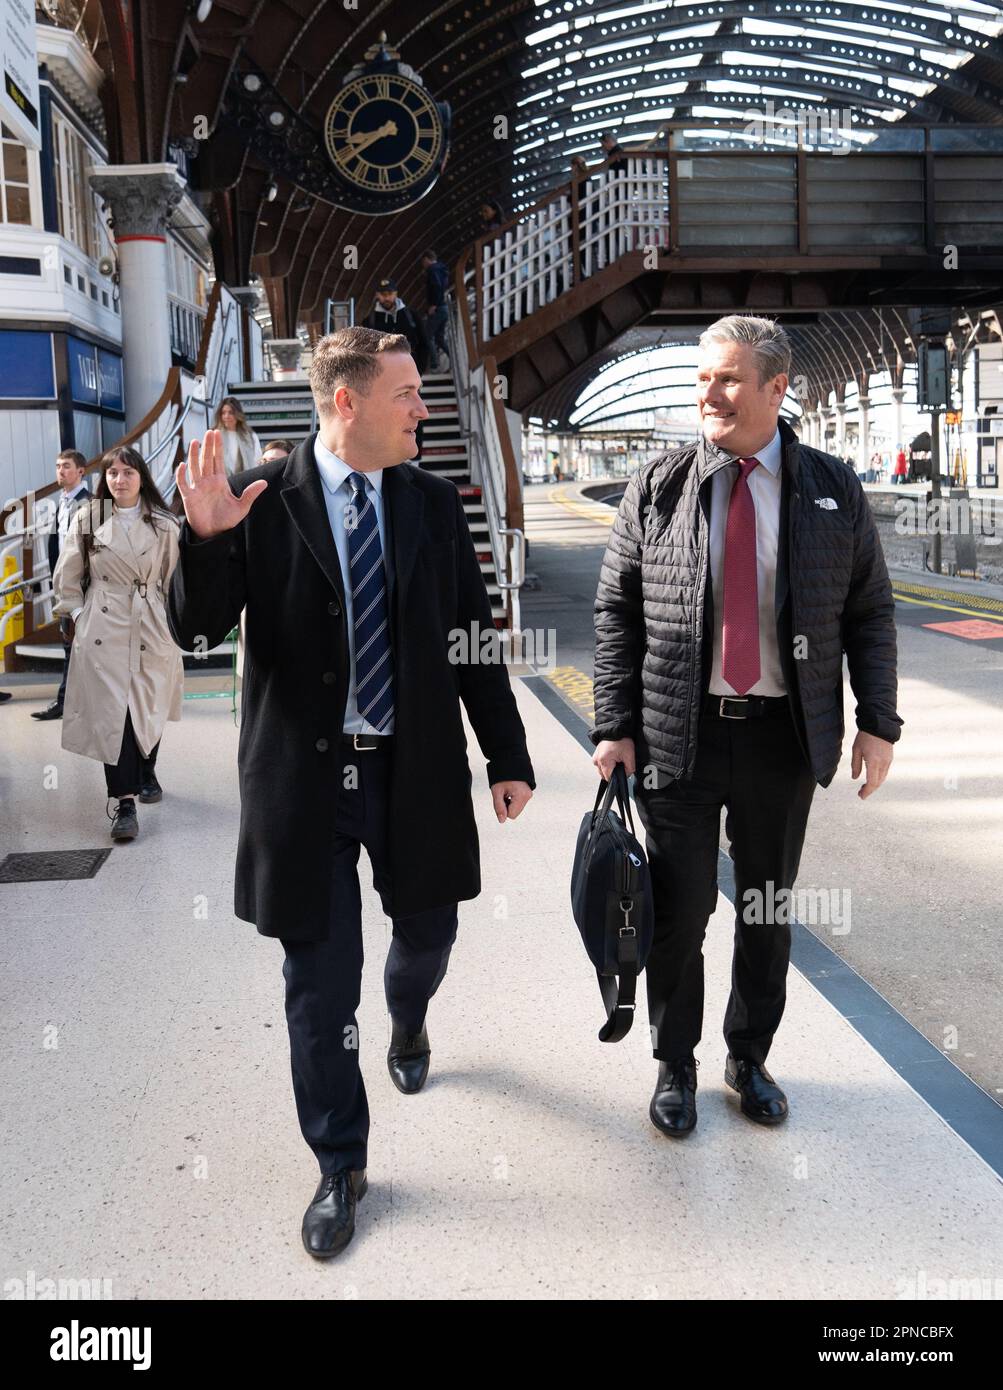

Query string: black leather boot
[107,797,139,842]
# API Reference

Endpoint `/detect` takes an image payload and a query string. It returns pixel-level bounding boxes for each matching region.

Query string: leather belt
[705,694,790,719]
[340,733,393,750]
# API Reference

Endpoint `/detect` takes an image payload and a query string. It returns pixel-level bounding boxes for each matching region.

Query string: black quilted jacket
[591,419,903,788]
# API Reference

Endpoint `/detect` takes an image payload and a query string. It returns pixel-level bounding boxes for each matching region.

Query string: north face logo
[814,497,838,510]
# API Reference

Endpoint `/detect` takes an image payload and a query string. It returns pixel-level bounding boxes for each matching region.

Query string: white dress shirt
[313,435,396,735]
[707,427,787,697]
[57,483,88,545]
[62,484,90,624]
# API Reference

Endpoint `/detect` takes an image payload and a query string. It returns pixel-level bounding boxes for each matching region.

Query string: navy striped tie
[346,471,394,731]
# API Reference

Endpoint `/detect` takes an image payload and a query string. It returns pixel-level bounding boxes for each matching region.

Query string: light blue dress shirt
[313,435,396,735]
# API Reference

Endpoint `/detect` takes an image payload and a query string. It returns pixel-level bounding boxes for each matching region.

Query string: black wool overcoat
[167,437,535,940]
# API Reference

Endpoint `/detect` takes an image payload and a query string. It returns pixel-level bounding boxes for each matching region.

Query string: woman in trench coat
[52,445,183,842]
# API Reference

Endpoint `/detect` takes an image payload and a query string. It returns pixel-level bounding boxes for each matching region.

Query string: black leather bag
[571,764,654,1042]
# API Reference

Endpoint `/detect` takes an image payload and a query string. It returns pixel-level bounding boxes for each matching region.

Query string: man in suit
[591,314,902,1137]
[168,327,535,1258]
[33,449,91,721]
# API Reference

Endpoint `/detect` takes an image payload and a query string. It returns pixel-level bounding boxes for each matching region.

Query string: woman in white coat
[214,395,262,476]
[52,446,184,842]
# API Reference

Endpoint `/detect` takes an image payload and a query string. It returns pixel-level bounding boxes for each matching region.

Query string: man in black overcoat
[168,327,535,1258]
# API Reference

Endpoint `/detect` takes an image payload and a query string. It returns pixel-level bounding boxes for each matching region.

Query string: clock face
[323,72,445,210]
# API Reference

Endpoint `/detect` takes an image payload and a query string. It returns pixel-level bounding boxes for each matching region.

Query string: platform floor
[1,675,1001,1300]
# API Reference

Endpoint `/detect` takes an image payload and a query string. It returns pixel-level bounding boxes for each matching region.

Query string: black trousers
[279,742,458,1176]
[56,641,72,705]
[103,706,160,798]
[633,702,816,1067]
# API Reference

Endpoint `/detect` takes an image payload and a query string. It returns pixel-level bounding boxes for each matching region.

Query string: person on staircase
[364,277,429,463]
[363,278,428,374]
[420,249,450,373]
[51,446,184,842]
[214,396,262,476]
[33,449,93,721]
[477,199,505,238]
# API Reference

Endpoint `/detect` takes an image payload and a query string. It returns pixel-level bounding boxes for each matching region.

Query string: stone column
[834,400,848,459]
[857,396,871,472]
[890,387,905,456]
[816,412,826,449]
[89,164,187,431]
[268,339,304,380]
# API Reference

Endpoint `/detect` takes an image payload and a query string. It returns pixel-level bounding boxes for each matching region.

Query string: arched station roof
[54,1,1003,339]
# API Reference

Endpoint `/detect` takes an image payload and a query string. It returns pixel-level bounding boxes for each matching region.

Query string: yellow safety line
[545,486,615,524]
[890,580,1003,616]
[892,593,1003,625]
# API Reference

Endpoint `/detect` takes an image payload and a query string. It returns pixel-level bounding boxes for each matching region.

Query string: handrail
[453,250,477,364]
[484,351,524,545]
[208,301,238,405]
[447,297,524,636]
[194,280,222,376]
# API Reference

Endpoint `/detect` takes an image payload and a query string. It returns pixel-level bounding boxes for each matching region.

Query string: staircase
[227,368,507,626]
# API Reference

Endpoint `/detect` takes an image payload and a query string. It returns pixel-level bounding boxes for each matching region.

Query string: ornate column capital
[88,163,187,239]
[268,339,304,375]
[229,285,262,313]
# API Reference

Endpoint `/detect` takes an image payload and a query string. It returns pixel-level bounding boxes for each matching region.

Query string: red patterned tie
[721,457,760,695]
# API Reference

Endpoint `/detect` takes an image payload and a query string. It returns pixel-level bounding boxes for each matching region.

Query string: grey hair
[698,315,792,385]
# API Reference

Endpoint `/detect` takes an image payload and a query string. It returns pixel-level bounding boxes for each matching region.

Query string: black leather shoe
[387,1021,430,1094]
[725,1055,788,1124]
[139,774,162,803]
[0,691,12,702]
[302,1168,367,1258]
[31,701,63,720]
[107,797,139,842]
[649,1056,699,1137]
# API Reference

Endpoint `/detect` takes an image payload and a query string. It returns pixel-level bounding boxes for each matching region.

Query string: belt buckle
[352,733,375,750]
[719,697,748,719]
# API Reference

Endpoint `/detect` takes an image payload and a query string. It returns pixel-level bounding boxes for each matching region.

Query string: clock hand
[346,120,398,153]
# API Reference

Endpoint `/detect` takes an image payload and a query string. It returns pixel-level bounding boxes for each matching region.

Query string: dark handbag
[571,764,654,1042]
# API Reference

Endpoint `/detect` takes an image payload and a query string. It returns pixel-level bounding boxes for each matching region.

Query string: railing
[1,279,264,671]
[447,287,525,636]
[469,125,1003,352]
[196,282,243,419]
[0,369,188,663]
[169,293,208,365]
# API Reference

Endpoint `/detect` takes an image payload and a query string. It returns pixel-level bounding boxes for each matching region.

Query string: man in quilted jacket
[591,313,902,1137]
